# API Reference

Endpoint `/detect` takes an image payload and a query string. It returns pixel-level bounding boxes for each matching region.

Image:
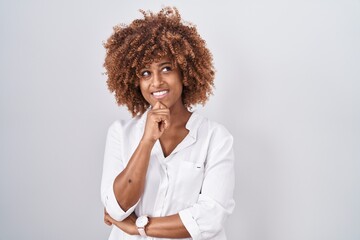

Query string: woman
[101,7,235,240]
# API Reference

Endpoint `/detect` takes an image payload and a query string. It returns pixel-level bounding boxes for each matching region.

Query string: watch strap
[138,227,147,237]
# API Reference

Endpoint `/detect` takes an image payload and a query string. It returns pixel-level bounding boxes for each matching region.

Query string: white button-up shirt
[101,112,235,240]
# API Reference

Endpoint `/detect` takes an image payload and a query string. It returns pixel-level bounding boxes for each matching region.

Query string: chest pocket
[170,161,205,205]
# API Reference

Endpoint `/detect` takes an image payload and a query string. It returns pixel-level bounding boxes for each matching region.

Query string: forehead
[141,56,173,69]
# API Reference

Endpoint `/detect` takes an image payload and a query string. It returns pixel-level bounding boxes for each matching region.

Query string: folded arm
[104,127,235,240]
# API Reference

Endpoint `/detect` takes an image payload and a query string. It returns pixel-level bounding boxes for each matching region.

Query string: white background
[1,0,359,239]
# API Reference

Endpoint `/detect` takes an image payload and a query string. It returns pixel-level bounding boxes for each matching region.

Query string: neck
[168,102,191,128]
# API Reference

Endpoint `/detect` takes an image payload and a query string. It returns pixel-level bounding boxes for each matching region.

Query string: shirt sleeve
[100,121,139,221]
[179,124,236,240]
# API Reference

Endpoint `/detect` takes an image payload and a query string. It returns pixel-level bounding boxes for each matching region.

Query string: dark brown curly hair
[103,6,215,117]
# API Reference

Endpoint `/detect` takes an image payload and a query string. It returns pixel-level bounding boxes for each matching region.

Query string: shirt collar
[137,110,148,133]
[185,111,203,140]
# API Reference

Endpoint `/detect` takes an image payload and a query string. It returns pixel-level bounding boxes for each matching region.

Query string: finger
[150,108,170,114]
[154,115,169,127]
[150,110,170,119]
[152,101,161,110]
[104,213,113,226]
[104,210,113,221]
[154,115,171,125]
[159,121,165,133]
[158,101,168,109]
[150,113,170,121]
[159,118,171,132]
[104,219,112,226]
[163,119,170,130]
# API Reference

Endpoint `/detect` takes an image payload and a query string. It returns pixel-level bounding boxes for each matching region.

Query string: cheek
[139,81,147,95]
[176,82,184,95]
[139,82,152,103]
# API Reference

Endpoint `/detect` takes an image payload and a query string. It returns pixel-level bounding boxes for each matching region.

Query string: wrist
[136,215,150,237]
[140,137,156,147]
[131,224,139,236]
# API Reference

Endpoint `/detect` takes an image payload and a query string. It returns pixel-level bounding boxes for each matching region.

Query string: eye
[140,70,151,78]
[162,66,172,72]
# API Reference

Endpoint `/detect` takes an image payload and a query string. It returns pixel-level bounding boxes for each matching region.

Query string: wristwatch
[136,215,149,237]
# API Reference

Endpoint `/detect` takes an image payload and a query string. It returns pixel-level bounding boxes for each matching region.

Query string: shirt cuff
[104,184,139,221]
[179,208,202,240]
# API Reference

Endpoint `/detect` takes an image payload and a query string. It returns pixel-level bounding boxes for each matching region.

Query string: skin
[106,58,192,238]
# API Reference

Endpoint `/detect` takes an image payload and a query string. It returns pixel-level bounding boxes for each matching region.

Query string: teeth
[153,90,168,96]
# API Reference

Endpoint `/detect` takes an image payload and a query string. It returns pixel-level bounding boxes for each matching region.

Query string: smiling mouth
[152,90,169,99]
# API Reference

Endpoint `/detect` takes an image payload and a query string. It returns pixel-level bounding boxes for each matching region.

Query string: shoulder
[196,113,233,141]
[107,115,144,137]
[194,113,234,164]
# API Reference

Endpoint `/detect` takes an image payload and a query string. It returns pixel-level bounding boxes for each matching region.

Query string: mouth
[151,90,169,99]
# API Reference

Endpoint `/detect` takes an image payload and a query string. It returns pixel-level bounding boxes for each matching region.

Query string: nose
[151,72,163,87]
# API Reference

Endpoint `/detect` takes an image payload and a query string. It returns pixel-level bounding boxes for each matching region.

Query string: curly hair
[103,6,215,117]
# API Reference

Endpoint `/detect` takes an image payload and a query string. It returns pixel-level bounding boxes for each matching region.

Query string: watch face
[136,216,149,227]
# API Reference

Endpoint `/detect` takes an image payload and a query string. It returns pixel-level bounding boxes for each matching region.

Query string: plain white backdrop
[1,0,359,239]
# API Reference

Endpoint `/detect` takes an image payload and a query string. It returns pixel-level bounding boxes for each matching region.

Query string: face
[139,58,184,110]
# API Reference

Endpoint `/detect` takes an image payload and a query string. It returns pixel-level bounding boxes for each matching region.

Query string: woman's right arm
[113,138,155,211]
[101,102,170,219]
[114,102,170,210]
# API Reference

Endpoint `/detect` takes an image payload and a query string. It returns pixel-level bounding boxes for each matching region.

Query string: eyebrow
[142,61,172,70]
[158,61,172,67]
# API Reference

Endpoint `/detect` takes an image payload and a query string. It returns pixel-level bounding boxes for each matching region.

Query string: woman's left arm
[105,212,191,238]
